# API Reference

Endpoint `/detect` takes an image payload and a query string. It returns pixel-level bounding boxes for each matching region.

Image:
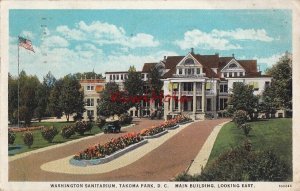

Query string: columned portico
[178,82,182,113]
[202,81,206,113]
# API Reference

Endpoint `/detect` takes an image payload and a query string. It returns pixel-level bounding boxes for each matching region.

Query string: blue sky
[9,9,291,80]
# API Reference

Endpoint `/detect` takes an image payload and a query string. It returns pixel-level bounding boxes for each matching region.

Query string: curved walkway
[9,118,229,181]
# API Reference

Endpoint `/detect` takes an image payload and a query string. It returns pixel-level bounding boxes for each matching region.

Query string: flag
[18,36,35,52]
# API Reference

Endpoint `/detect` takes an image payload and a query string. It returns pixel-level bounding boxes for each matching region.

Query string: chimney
[163,56,167,61]
[191,47,194,54]
[215,52,219,56]
[232,53,235,58]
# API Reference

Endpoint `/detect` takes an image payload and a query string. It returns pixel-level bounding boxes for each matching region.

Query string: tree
[8,73,18,124]
[123,66,145,117]
[34,84,48,122]
[227,82,259,120]
[43,72,57,116]
[59,74,85,122]
[259,85,277,118]
[266,53,292,110]
[97,82,130,118]
[48,79,64,118]
[148,66,163,106]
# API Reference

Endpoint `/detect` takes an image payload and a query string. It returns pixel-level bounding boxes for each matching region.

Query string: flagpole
[17,36,20,128]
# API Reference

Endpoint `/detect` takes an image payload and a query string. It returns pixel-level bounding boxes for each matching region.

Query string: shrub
[248,150,292,181]
[61,125,75,139]
[233,110,248,127]
[73,113,83,121]
[96,116,106,129]
[74,121,90,135]
[8,130,16,145]
[41,126,59,143]
[177,146,291,181]
[23,131,34,148]
[241,123,252,137]
[119,113,133,125]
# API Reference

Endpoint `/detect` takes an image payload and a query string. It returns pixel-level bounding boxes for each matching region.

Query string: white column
[193,82,196,118]
[202,81,206,113]
[178,82,182,113]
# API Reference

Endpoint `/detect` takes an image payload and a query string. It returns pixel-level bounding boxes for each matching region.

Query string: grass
[9,121,103,155]
[207,118,292,169]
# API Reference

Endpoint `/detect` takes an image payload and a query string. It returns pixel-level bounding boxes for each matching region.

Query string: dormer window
[197,68,200,74]
[185,58,195,65]
[229,63,237,68]
[178,68,182,74]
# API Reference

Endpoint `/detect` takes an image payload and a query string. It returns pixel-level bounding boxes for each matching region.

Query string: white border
[1,1,300,191]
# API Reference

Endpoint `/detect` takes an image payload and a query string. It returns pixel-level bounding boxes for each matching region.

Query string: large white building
[80,49,283,120]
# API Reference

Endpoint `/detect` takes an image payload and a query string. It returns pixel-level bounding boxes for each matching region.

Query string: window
[239,72,243,76]
[141,74,145,79]
[234,72,237,77]
[185,58,194,65]
[249,82,259,91]
[87,110,94,117]
[179,68,182,74]
[219,98,228,110]
[183,82,193,91]
[97,98,100,104]
[229,63,237,68]
[220,84,228,93]
[187,68,192,75]
[224,72,227,77]
[121,74,123,80]
[229,72,232,77]
[174,98,178,110]
[191,68,195,74]
[86,98,94,106]
[116,75,119,80]
[87,85,94,91]
[197,68,201,74]
[206,82,212,90]
[206,98,212,111]
[110,75,112,80]
[265,81,270,88]
[113,75,115,80]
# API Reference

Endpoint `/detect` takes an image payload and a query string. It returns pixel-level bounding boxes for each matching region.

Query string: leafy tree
[59,74,85,122]
[12,71,41,125]
[34,84,48,122]
[8,73,18,124]
[97,82,130,118]
[259,85,277,118]
[266,53,292,110]
[148,66,163,106]
[227,82,259,120]
[48,79,64,118]
[43,72,57,116]
[123,66,144,117]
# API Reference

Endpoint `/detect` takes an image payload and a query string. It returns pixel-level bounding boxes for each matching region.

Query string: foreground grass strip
[206,118,292,179]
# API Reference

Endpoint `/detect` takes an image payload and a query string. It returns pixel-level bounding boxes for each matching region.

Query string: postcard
[1,0,299,191]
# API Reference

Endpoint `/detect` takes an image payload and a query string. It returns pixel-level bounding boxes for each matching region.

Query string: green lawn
[208,118,292,168]
[9,122,103,155]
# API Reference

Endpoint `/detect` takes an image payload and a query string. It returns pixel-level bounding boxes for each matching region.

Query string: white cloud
[20,31,35,40]
[41,35,69,48]
[175,29,241,50]
[56,25,85,40]
[254,53,285,67]
[57,21,159,49]
[212,28,274,42]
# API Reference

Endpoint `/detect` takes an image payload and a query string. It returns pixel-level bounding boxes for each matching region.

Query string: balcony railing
[172,73,206,78]
[171,90,215,96]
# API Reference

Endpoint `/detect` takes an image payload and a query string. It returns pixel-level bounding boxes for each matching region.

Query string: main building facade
[80,49,275,120]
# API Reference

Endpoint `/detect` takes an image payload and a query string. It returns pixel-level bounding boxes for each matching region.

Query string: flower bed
[9,126,44,133]
[141,130,168,139]
[140,125,165,137]
[174,115,192,124]
[160,119,178,129]
[73,132,143,161]
[70,139,147,167]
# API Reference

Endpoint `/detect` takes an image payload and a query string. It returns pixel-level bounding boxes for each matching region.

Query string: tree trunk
[66,114,69,122]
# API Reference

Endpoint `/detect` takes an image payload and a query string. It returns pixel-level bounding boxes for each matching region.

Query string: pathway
[9,118,228,181]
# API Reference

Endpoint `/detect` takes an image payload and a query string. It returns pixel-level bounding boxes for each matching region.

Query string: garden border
[141,130,168,139]
[69,139,148,167]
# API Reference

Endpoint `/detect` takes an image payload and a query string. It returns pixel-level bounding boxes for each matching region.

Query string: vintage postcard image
[1,1,299,191]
